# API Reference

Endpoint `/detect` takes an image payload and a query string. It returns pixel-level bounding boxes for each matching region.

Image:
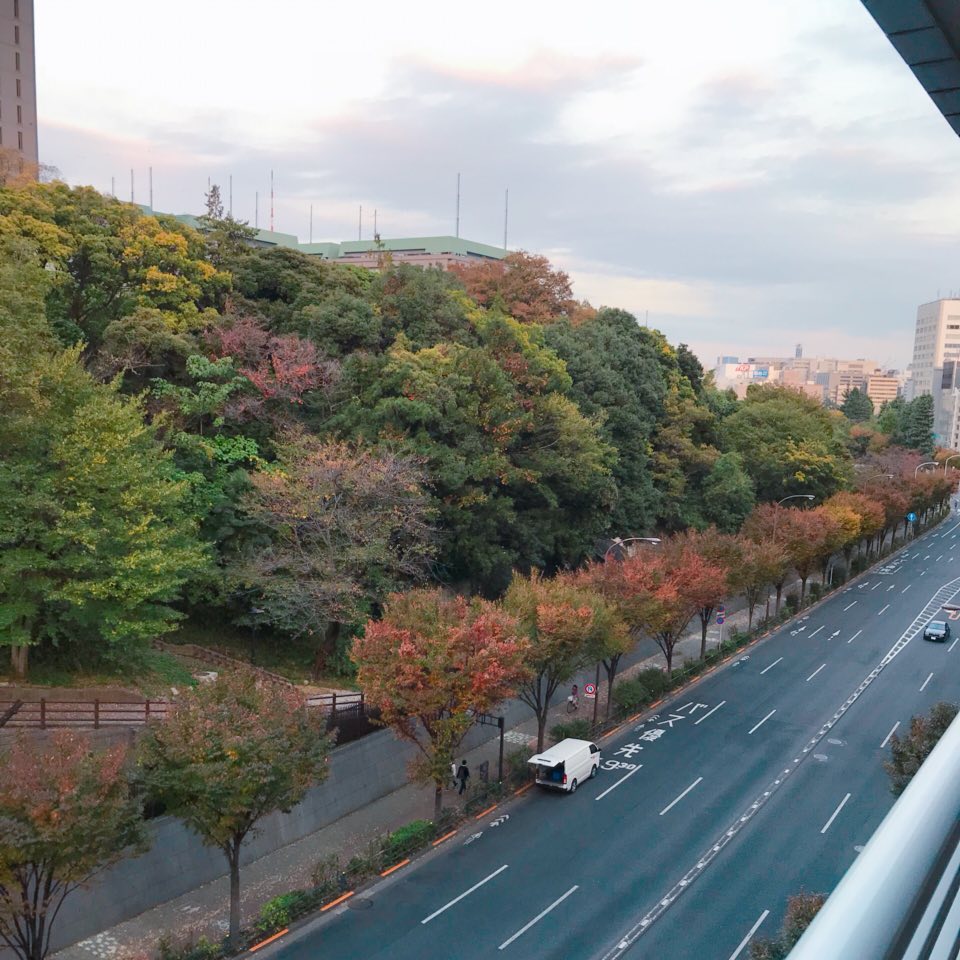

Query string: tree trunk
[11,644,28,679]
[536,710,547,753]
[800,577,808,604]
[313,621,341,679]
[434,783,443,820]
[747,601,755,631]
[699,611,709,660]
[226,839,241,944]
[775,582,783,615]
[602,656,622,720]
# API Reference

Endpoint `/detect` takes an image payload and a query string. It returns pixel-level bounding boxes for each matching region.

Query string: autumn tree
[451,251,577,324]
[776,507,841,604]
[140,672,331,944]
[0,732,146,960]
[884,702,958,796]
[825,491,884,562]
[665,529,737,658]
[732,538,789,628]
[750,892,827,960]
[620,549,725,672]
[352,589,530,817]
[232,432,436,676]
[505,570,598,750]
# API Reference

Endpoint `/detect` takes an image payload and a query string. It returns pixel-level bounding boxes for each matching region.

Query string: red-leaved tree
[352,589,531,818]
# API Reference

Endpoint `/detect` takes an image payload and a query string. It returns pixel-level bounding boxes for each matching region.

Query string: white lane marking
[847,630,863,644]
[902,585,911,594]
[598,574,960,960]
[878,604,890,615]
[820,793,851,834]
[880,721,900,749]
[421,865,509,923]
[728,910,771,960]
[809,625,825,637]
[498,886,579,950]
[952,545,957,552]
[843,601,858,611]
[748,710,776,735]
[595,764,643,801]
[924,555,931,560]
[949,638,959,653]
[760,657,783,675]
[871,582,882,590]
[806,664,826,682]
[694,700,726,725]
[937,555,944,562]
[659,777,704,817]
[887,585,896,592]
[678,702,693,711]
[920,672,934,692]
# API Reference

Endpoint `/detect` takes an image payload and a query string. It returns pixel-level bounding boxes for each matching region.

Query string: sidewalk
[52,589,774,960]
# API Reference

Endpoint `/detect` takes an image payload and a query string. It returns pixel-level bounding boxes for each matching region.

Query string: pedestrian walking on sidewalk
[457,760,470,795]
[449,761,458,789]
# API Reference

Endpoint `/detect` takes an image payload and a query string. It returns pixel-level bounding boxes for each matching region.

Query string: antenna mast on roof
[503,188,508,250]
[455,172,460,238]
[270,170,274,232]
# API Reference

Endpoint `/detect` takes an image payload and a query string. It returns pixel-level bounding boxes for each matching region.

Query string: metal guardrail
[788,712,960,959]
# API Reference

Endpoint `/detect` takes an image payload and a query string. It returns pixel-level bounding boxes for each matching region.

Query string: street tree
[732,537,789,629]
[353,588,530,817]
[884,701,958,796]
[139,672,331,944]
[232,432,436,677]
[0,732,146,960]
[699,452,756,533]
[777,507,841,604]
[505,570,597,751]
[742,504,798,614]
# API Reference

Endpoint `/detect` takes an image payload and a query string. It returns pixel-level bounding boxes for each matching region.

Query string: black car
[923,620,951,642]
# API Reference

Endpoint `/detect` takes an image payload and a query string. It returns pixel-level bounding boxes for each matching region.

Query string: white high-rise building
[911,299,960,444]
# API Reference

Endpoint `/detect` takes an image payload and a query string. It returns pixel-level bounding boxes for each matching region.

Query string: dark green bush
[634,667,671,697]
[550,718,592,742]
[505,747,533,788]
[612,677,650,712]
[257,890,316,933]
[381,819,434,863]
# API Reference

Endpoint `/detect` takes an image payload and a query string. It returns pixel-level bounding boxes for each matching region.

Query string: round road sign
[906,512,917,523]
[583,682,597,698]
[716,615,726,625]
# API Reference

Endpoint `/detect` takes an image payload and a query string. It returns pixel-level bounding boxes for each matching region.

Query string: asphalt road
[266,519,960,960]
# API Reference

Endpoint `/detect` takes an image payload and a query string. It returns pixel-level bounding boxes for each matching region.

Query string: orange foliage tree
[352,588,530,817]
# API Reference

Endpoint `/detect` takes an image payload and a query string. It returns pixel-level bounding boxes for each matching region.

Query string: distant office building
[0,0,37,166]
[865,375,900,407]
[712,354,894,404]
[910,299,960,444]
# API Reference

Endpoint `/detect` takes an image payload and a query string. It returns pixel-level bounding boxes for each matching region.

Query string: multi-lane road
[267,520,960,960]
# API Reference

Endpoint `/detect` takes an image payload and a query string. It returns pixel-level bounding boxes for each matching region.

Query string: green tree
[0,240,209,676]
[700,452,756,532]
[885,701,958,796]
[140,672,331,944]
[723,385,851,502]
[0,732,146,960]
[893,395,935,455]
[840,387,873,423]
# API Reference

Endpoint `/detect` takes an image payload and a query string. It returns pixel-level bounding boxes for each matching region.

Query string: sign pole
[592,662,600,726]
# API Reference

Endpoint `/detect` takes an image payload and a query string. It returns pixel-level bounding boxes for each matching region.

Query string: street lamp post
[865,473,895,482]
[944,455,960,474]
[603,536,662,561]
[772,494,816,540]
[915,461,939,478]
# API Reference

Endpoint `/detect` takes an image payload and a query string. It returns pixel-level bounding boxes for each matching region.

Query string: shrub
[612,678,650,712]
[550,718,592,742]
[784,592,800,613]
[885,702,959,795]
[381,820,434,863]
[808,582,823,602]
[310,854,342,890]
[505,747,533,788]
[634,667,671,698]
[156,935,223,960]
[257,890,315,933]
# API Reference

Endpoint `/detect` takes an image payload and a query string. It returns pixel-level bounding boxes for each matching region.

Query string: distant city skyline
[35,0,960,368]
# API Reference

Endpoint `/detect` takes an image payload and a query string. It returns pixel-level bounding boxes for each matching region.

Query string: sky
[35,0,960,370]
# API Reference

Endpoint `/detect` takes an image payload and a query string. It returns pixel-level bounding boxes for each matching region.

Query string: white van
[528,738,601,793]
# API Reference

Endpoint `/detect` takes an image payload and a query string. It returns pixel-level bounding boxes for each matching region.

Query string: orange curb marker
[649,699,664,708]
[380,858,410,877]
[432,829,458,846]
[321,891,355,912]
[627,713,642,722]
[474,804,498,820]
[513,782,533,797]
[249,928,289,953]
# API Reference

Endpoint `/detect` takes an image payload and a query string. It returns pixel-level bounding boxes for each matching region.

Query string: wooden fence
[0,691,373,741]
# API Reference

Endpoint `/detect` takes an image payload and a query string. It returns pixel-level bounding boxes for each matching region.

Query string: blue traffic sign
[716,615,725,625]
[907,512,917,523]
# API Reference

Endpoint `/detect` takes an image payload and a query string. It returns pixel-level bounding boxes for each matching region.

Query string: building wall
[865,375,899,406]
[912,300,960,398]
[0,0,36,165]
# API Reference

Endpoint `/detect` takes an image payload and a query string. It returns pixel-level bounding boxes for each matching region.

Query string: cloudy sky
[36,0,960,369]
